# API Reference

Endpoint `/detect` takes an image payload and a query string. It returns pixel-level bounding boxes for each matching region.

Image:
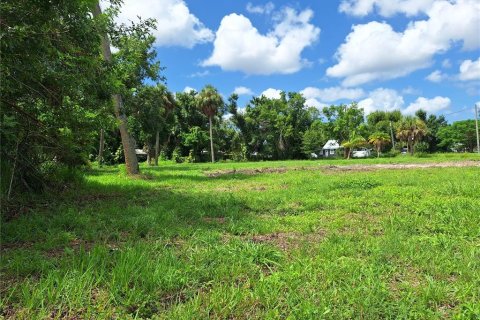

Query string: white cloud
[403,96,451,114]
[261,88,282,99]
[233,86,254,96]
[107,0,213,48]
[183,86,196,93]
[304,98,328,109]
[246,2,275,14]
[358,88,405,114]
[458,57,480,81]
[328,0,480,86]
[300,86,365,102]
[202,8,320,75]
[426,70,447,82]
[188,70,210,78]
[339,0,436,17]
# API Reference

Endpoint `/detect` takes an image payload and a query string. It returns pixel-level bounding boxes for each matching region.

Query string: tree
[369,132,391,157]
[302,121,327,158]
[127,85,175,166]
[181,127,209,162]
[438,120,477,152]
[1,0,114,197]
[323,103,365,143]
[396,117,428,155]
[366,110,401,147]
[196,85,224,162]
[342,135,367,159]
[92,2,139,175]
[414,110,447,152]
[230,92,314,160]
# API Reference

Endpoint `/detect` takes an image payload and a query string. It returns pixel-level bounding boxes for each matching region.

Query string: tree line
[1,0,477,199]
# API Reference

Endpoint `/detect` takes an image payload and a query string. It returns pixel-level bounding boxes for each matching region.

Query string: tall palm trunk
[409,136,414,155]
[93,3,139,175]
[97,128,105,166]
[209,115,215,162]
[154,130,160,166]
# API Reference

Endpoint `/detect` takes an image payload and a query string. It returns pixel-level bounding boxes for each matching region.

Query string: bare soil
[205,160,479,177]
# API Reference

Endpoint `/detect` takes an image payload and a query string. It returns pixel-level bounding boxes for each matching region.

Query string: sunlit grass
[1,155,479,319]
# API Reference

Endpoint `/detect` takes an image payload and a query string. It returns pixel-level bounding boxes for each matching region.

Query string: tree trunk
[209,115,215,163]
[97,128,105,166]
[93,3,139,175]
[146,144,151,165]
[154,130,160,166]
[377,144,380,158]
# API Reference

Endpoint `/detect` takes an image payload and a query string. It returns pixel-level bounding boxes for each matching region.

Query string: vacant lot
[1,154,479,319]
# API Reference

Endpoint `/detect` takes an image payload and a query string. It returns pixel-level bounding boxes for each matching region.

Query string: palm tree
[368,132,390,157]
[196,85,223,162]
[396,117,428,155]
[342,135,367,159]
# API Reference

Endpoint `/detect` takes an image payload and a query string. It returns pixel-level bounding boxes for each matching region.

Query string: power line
[443,107,473,116]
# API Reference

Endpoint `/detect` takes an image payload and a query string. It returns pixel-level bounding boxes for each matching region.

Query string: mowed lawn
[1,154,479,319]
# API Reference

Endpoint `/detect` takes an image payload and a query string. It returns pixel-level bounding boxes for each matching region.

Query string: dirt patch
[225,230,327,251]
[213,184,269,192]
[206,167,290,177]
[322,160,479,172]
[202,217,227,224]
[205,160,479,177]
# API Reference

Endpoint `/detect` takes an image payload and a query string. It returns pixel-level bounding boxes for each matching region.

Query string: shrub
[415,141,429,153]
[382,149,400,158]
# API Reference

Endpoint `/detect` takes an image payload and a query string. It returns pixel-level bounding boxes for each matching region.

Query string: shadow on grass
[0,171,252,248]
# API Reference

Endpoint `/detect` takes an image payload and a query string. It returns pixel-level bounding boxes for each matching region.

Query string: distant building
[322,140,342,157]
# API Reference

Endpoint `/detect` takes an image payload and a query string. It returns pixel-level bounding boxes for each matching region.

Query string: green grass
[1,154,479,319]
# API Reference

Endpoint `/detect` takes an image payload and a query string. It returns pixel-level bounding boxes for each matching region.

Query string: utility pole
[475,103,480,154]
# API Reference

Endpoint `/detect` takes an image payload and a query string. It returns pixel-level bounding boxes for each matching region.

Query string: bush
[172,147,184,163]
[415,141,429,153]
[382,149,400,158]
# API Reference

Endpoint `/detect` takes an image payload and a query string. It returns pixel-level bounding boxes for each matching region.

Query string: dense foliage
[1,0,111,197]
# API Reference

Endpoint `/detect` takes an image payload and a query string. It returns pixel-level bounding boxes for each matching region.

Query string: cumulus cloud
[327,0,480,86]
[358,88,405,114]
[339,0,436,17]
[304,98,328,109]
[106,0,213,48]
[300,86,365,102]
[183,86,196,93]
[261,88,282,99]
[357,88,450,115]
[202,8,320,75]
[403,96,451,114]
[246,2,275,14]
[426,70,447,82]
[458,57,480,81]
[233,86,254,96]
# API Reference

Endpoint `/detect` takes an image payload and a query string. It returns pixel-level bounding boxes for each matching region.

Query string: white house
[322,140,342,157]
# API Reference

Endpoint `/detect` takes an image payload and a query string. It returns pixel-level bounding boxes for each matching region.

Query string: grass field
[1,154,479,319]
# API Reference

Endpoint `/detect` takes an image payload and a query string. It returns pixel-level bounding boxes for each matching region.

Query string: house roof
[322,140,341,150]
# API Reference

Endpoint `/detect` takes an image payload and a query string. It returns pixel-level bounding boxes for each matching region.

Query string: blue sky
[112,0,480,122]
